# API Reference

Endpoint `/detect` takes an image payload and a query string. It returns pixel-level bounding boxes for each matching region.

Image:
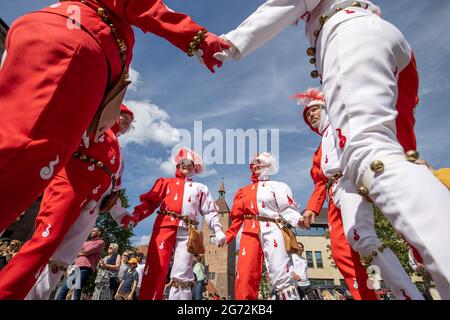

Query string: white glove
[111,210,132,226]
[212,35,236,62]
[214,230,226,247]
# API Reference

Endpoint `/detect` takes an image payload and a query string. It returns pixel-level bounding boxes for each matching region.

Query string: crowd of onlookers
[0,239,23,271]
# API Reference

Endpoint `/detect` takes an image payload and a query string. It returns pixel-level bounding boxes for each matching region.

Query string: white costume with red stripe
[218,0,450,297]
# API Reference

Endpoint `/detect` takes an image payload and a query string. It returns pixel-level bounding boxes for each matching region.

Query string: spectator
[57,228,105,300]
[92,243,121,300]
[0,239,23,271]
[119,251,131,281]
[291,242,314,300]
[192,254,205,300]
[135,252,146,298]
[321,289,336,300]
[115,258,139,300]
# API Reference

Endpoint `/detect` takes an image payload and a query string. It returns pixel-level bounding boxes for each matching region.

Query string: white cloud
[119,99,181,147]
[132,235,151,246]
[127,66,142,92]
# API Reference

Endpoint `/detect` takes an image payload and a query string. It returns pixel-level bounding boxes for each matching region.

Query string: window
[315,251,323,269]
[306,251,314,268]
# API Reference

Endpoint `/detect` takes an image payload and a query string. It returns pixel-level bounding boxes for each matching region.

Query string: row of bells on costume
[307,2,365,79]
[357,150,420,202]
[73,152,105,169]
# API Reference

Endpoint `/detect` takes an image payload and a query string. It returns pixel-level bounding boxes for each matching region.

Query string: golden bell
[405,150,419,162]
[358,186,369,196]
[352,1,362,7]
[80,155,87,161]
[307,47,316,56]
[311,70,320,78]
[319,15,329,25]
[97,7,107,18]
[310,58,316,64]
[370,160,385,173]
[96,161,104,168]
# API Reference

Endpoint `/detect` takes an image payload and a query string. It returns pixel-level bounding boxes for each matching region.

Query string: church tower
[202,178,236,299]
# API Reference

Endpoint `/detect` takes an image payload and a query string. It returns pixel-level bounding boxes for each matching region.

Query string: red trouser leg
[328,199,378,300]
[235,232,263,300]
[0,13,108,230]
[0,172,92,299]
[139,226,178,300]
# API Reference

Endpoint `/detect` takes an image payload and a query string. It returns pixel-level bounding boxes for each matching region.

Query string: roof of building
[215,197,230,214]
[0,18,9,32]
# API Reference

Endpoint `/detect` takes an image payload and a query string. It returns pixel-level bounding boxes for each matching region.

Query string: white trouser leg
[25,199,99,300]
[168,227,194,300]
[260,227,299,300]
[335,179,423,300]
[322,16,450,298]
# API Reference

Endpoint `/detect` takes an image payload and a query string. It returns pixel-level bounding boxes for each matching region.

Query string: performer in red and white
[0,105,134,300]
[295,88,423,300]
[226,153,303,300]
[24,105,134,300]
[214,0,450,297]
[121,147,225,300]
[0,0,229,232]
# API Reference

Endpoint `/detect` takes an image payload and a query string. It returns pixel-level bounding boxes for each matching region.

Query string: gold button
[319,15,329,25]
[370,160,385,173]
[80,155,87,161]
[311,70,320,78]
[97,7,107,18]
[405,150,419,162]
[310,58,316,64]
[352,2,362,7]
[96,161,104,168]
[307,47,316,57]
[358,186,369,196]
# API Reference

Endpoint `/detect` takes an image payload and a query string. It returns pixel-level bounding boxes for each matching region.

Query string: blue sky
[2,1,450,245]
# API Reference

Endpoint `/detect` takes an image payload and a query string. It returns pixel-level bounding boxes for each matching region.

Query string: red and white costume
[24,105,135,300]
[0,123,123,299]
[122,148,225,300]
[226,153,302,300]
[297,89,423,300]
[217,0,450,297]
[0,0,225,232]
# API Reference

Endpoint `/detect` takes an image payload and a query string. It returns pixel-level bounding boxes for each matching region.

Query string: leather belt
[326,171,343,189]
[72,152,117,186]
[243,215,292,228]
[158,210,199,227]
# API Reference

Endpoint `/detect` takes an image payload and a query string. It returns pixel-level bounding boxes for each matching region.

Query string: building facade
[295,209,346,287]
[202,180,236,300]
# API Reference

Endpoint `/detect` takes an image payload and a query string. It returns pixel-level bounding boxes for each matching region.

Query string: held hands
[214,230,226,247]
[212,36,237,63]
[299,209,316,229]
[121,214,138,230]
[196,32,230,73]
